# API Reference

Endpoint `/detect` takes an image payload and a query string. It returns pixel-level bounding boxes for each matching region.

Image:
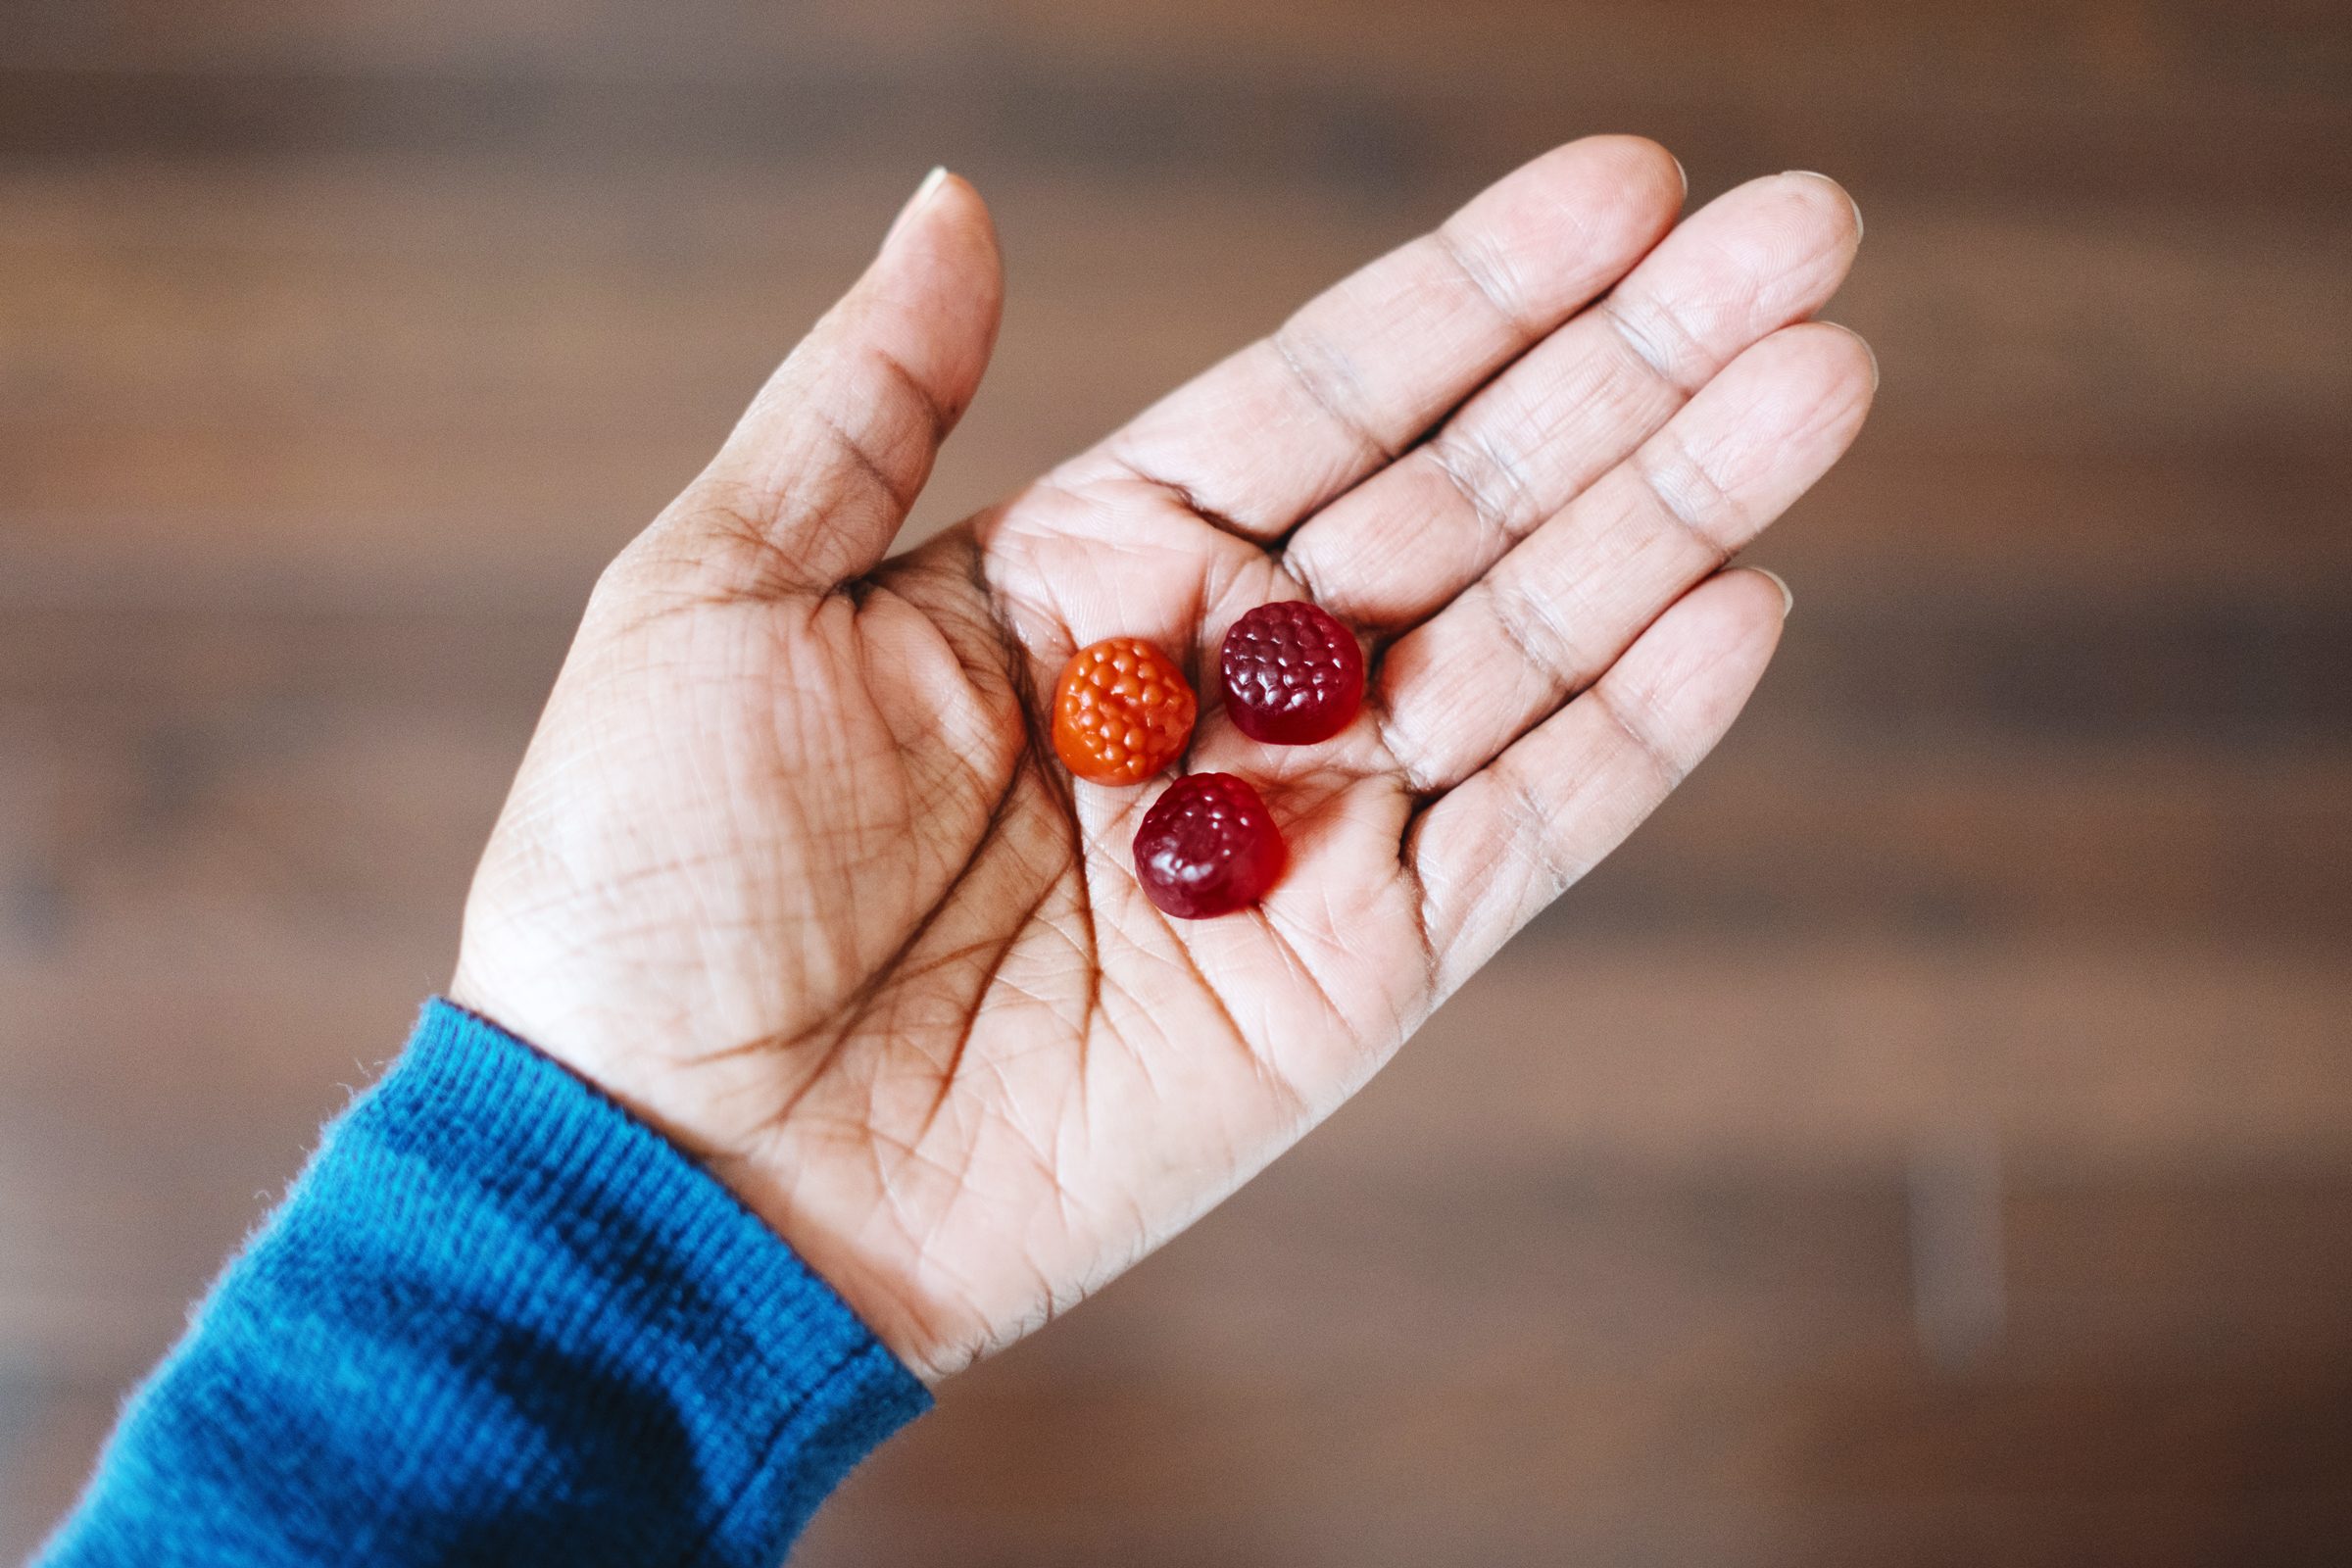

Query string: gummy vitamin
[1219,600,1364,746]
[1051,636,1197,784]
[1133,772,1287,918]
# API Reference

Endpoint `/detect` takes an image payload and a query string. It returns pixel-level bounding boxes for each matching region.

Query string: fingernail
[1749,566,1795,618]
[1671,155,1689,199]
[884,166,951,249]
[1826,321,1881,393]
[1784,170,1863,240]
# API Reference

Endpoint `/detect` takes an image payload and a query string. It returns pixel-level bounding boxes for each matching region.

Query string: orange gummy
[1051,636,1197,785]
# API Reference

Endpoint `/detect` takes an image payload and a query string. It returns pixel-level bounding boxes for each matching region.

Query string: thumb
[659,168,1004,595]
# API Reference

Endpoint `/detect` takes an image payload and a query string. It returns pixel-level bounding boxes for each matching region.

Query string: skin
[450,139,1875,1383]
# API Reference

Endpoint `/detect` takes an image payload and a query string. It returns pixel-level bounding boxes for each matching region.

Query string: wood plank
[0,47,2343,223]
[18,1360,2351,1568]
[1,1374,116,1564]
[6,601,2347,951]
[0,162,2341,594]
[3,575,2345,742]
[4,695,2346,948]
[9,0,2347,126]
[842,1365,2352,1509]
[9,937,2352,1366]
[1352,937,2352,1172]
[794,1493,2352,1568]
[2,170,2339,436]
[1771,445,2352,589]
[14,0,2350,75]
[13,1150,2352,1555]
[5,442,2345,610]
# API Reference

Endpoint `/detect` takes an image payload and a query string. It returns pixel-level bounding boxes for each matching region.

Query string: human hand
[450,140,1872,1381]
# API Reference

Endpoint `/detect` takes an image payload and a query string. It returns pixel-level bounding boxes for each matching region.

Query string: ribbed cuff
[38,998,929,1568]
[363,999,933,1562]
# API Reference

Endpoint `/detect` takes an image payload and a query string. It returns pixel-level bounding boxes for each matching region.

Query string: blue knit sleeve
[34,1000,929,1567]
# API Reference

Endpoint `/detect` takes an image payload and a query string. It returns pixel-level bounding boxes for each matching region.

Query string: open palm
[451,139,1872,1381]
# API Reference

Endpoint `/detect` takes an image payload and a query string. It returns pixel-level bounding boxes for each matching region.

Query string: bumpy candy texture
[1052,636,1198,784]
[1219,600,1365,745]
[1133,772,1288,918]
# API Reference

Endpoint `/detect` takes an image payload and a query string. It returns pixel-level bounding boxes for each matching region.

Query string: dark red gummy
[1219,600,1365,745]
[1133,772,1288,919]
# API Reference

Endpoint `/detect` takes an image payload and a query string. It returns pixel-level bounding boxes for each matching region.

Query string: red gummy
[1133,772,1287,918]
[1219,600,1364,745]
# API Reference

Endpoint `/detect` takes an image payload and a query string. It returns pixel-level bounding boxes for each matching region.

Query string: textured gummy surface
[1220,600,1365,746]
[1052,637,1198,784]
[1133,772,1288,918]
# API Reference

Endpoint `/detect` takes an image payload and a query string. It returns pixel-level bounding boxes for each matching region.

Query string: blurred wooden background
[3,2,2349,1563]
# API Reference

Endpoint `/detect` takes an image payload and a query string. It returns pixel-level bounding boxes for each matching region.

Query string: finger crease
[1630,433,1739,566]
[1091,461,1274,552]
[1488,576,1587,694]
[1587,679,1688,789]
[1597,295,1702,396]
[865,340,956,446]
[1391,825,1444,996]
[1426,432,1525,551]
[1431,223,1539,339]
[1274,324,1399,466]
[1375,693,1447,797]
[1501,763,1576,896]
[810,401,921,516]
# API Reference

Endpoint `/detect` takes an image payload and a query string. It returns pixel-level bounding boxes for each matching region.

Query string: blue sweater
[35,1001,930,1567]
